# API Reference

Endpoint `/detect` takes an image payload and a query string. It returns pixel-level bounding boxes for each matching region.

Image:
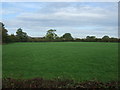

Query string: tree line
[0,22,120,43]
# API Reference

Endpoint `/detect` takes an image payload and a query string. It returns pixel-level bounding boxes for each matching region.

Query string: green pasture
[2,42,118,82]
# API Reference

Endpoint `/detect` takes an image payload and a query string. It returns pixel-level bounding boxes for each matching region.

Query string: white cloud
[2,2,118,38]
[12,5,117,27]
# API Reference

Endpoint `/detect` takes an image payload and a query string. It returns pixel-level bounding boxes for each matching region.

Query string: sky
[1,2,118,38]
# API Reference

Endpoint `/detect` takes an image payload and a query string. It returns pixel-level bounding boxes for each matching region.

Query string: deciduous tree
[16,28,28,42]
[0,22,8,43]
[61,33,73,40]
[45,29,58,40]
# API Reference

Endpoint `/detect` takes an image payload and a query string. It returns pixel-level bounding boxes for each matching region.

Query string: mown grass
[2,42,118,82]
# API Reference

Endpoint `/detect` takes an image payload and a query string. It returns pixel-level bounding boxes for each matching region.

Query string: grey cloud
[2,2,118,38]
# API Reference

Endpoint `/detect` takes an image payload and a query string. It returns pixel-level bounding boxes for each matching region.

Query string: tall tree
[0,22,8,43]
[45,29,58,40]
[61,33,73,40]
[102,35,109,39]
[8,34,17,42]
[16,28,28,42]
[102,35,110,42]
[86,36,96,39]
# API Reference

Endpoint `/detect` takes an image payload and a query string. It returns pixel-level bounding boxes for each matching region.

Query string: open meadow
[2,42,118,82]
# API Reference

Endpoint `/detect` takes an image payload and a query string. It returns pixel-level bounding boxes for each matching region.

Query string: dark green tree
[61,33,73,40]
[8,34,17,42]
[86,36,96,42]
[102,35,109,39]
[45,29,58,40]
[86,36,96,39]
[0,22,8,43]
[102,35,110,42]
[16,28,28,42]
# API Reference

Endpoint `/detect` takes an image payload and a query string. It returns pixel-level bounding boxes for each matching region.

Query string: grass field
[2,42,118,82]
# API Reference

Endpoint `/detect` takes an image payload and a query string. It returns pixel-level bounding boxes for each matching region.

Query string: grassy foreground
[3,42,118,82]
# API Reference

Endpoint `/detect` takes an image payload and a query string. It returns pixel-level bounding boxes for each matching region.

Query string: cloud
[2,2,118,38]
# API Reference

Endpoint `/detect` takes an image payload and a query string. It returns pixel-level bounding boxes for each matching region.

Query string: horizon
[1,2,118,38]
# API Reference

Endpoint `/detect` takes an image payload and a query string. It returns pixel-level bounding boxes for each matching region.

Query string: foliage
[102,35,110,42]
[86,36,96,42]
[0,22,8,43]
[3,78,119,88]
[45,29,58,40]
[61,33,73,41]
[102,35,110,39]
[86,36,96,39]
[8,34,18,42]
[16,28,28,42]
[1,22,119,43]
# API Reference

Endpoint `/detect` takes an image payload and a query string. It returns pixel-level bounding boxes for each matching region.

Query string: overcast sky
[1,2,118,38]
